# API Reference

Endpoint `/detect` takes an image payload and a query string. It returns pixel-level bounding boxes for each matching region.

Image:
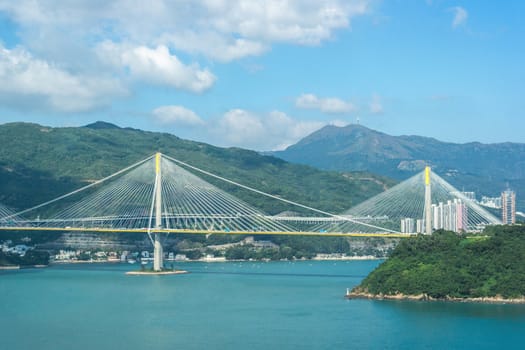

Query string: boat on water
[127,259,136,264]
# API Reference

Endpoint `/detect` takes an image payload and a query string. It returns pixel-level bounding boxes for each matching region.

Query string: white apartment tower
[501,189,516,224]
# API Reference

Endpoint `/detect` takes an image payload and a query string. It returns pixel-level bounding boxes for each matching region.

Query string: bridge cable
[162,154,399,233]
[6,154,155,221]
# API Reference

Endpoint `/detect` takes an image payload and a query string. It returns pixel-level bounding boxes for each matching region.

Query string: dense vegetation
[353,225,525,299]
[215,236,395,261]
[0,250,50,266]
[165,234,396,261]
[0,122,393,215]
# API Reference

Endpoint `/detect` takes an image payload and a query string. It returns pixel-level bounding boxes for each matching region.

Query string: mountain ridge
[273,124,525,210]
[83,121,122,130]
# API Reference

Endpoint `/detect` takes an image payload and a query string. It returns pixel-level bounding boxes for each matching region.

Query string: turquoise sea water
[1,260,525,349]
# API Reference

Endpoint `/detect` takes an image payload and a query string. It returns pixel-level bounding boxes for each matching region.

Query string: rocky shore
[345,289,525,304]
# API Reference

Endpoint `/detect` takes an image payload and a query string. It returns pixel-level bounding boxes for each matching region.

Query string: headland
[346,226,525,304]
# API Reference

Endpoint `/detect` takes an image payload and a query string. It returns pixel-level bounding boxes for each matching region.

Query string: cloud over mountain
[0,0,370,111]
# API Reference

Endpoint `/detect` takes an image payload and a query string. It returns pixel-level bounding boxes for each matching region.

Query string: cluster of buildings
[431,199,467,232]
[53,250,181,263]
[400,188,518,234]
[479,196,502,209]
[400,199,468,234]
[1,241,31,256]
[480,189,518,224]
[469,189,516,224]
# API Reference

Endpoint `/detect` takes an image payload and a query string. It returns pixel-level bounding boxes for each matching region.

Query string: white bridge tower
[153,152,164,271]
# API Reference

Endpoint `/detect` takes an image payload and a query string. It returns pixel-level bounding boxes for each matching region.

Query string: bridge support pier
[153,233,163,271]
[153,152,164,271]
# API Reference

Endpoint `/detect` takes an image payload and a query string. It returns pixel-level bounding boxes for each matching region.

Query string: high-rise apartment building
[400,218,415,233]
[402,199,468,234]
[501,189,516,224]
[431,199,467,232]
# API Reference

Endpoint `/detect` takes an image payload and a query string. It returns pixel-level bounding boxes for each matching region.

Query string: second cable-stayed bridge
[0,152,501,270]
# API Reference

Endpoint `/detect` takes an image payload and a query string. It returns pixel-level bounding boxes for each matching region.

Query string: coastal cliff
[347,226,525,303]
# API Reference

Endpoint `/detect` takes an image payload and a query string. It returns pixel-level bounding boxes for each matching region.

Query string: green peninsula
[348,225,525,303]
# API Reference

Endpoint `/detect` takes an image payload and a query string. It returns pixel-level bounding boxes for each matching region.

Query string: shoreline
[51,259,122,264]
[345,291,525,305]
[50,256,383,265]
[312,255,383,261]
[2,257,382,271]
[0,264,48,270]
[126,270,189,276]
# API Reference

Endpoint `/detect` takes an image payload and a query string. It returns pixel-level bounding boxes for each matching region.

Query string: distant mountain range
[273,124,525,210]
[0,122,392,215]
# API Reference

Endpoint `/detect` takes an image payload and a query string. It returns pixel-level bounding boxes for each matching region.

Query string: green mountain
[273,124,525,210]
[0,122,393,216]
[349,226,525,301]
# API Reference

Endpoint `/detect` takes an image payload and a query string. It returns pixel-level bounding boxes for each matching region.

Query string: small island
[347,225,525,303]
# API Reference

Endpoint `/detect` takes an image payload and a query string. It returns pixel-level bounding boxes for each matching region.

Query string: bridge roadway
[0,226,410,238]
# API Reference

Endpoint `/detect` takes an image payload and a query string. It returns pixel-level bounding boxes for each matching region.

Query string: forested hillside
[350,225,525,300]
[0,122,393,215]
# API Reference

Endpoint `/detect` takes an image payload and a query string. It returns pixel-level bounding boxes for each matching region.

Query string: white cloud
[159,1,371,59]
[0,1,373,111]
[369,94,383,114]
[296,93,355,114]
[201,1,360,46]
[161,31,268,63]
[97,42,216,93]
[0,44,126,112]
[266,110,326,150]
[450,6,468,28]
[148,105,346,150]
[152,106,205,127]
[0,0,371,62]
[212,109,326,150]
[214,109,266,146]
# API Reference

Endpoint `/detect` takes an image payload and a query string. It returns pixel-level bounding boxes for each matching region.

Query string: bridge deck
[0,226,409,238]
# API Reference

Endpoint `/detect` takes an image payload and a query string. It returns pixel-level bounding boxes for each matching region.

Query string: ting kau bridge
[0,153,500,271]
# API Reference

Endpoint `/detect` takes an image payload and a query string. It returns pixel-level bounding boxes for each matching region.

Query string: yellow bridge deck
[0,226,409,238]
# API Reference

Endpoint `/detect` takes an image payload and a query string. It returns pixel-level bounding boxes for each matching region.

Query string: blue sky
[0,1,523,150]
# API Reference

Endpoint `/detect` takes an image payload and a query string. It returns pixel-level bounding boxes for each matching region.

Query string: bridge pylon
[424,166,432,235]
[153,152,164,271]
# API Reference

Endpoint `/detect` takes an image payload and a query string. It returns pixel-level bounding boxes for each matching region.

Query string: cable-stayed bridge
[0,203,21,225]
[313,168,501,235]
[0,153,501,270]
